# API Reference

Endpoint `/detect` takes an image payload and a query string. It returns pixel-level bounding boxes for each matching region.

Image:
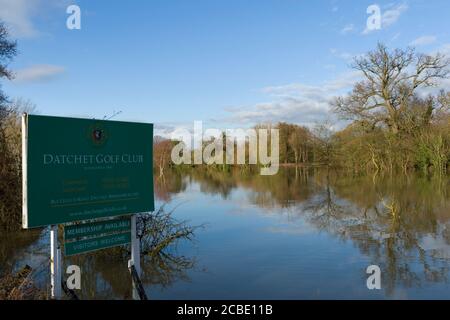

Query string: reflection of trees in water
[64,244,196,299]
[0,230,43,276]
[304,172,450,295]
[63,207,199,299]
[154,169,188,202]
[66,252,132,299]
[137,207,199,297]
[244,168,315,209]
[187,167,239,199]
[140,253,195,291]
[0,229,49,299]
[42,167,448,298]
[163,167,450,295]
[181,167,317,208]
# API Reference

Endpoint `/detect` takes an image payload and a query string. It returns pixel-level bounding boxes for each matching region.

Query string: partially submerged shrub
[0,265,46,300]
[137,205,202,256]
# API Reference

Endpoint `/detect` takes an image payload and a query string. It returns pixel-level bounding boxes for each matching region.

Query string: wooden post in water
[50,225,62,299]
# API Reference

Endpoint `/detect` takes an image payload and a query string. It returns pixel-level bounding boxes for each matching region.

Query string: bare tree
[437,90,450,114]
[0,22,16,109]
[332,43,450,134]
[312,121,334,166]
[153,136,174,177]
[288,126,309,164]
[0,21,19,230]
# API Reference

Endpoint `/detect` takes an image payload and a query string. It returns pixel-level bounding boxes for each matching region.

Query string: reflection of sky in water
[421,226,450,259]
[2,170,450,299]
[151,183,383,299]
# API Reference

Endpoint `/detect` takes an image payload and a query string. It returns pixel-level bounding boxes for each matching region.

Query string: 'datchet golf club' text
[42,154,144,165]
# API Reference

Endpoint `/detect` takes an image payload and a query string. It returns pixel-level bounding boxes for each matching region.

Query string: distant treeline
[155,114,449,175]
[155,44,450,175]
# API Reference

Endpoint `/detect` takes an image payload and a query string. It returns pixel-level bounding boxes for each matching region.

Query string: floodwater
[1,168,450,299]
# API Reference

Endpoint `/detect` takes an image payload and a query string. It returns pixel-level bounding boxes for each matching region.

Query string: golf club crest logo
[87,122,108,147]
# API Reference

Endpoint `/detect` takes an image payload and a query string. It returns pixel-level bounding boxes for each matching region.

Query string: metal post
[129,214,141,300]
[57,246,62,295]
[50,225,62,299]
[130,215,141,276]
[21,114,28,229]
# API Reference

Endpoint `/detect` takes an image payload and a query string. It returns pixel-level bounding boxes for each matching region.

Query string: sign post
[129,215,141,276]
[129,214,141,300]
[22,114,154,299]
[50,225,62,299]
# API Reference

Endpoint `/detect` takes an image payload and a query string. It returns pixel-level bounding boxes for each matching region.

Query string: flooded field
[1,168,450,299]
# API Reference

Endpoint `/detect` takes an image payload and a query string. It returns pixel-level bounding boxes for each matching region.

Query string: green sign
[22,114,154,229]
[65,231,131,256]
[64,216,131,240]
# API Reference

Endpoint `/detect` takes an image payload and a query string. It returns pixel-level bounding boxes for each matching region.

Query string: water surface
[1,168,450,299]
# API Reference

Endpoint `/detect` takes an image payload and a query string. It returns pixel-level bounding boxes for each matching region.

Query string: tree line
[154,43,450,175]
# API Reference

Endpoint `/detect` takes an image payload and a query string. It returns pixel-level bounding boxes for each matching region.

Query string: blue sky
[1,0,449,135]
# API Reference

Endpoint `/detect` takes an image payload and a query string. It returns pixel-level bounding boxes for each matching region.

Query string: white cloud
[13,64,65,83]
[217,71,362,127]
[0,0,71,37]
[409,35,437,47]
[154,123,178,138]
[437,43,450,57]
[340,24,354,35]
[0,0,40,37]
[263,72,360,96]
[330,48,361,62]
[414,43,450,98]
[382,3,408,28]
[155,122,202,149]
[362,3,408,35]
